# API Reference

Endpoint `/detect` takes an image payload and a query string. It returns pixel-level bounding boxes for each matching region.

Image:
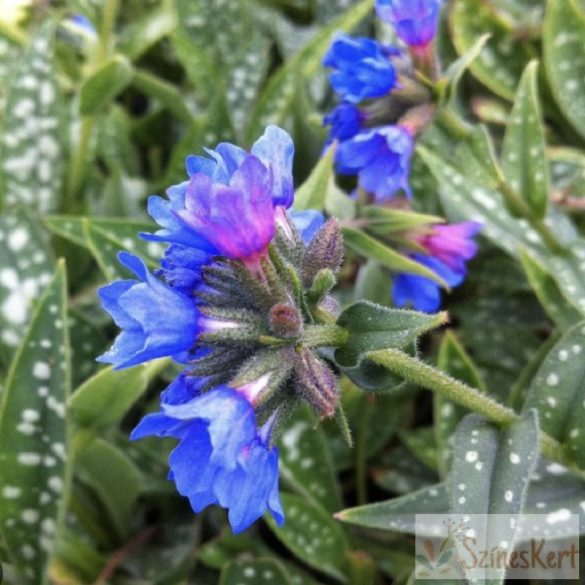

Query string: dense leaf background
[1,0,585,583]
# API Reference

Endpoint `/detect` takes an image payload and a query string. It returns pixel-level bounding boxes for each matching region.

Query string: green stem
[302,324,348,348]
[367,348,585,481]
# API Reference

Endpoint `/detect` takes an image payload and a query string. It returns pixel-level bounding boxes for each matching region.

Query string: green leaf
[335,300,447,369]
[435,331,487,477]
[265,493,349,582]
[501,61,549,219]
[544,0,585,139]
[449,0,531,100]
[523,321,585,466]
[519,249,582,331]
[278,407,342,513]
[443,33,491,104]
[118,2,177,61]
[245,0,373,141]
[399,427,439,473]
[76,439,141,542]
[342,227,449,288]
[69,359,167,433]
[0,261,71,585]
[418,145,585,316]
[450,411,539,585]
[79,55,134,116]
[44,216,165,278]
[361,207,444,236]
[220,558,291,585]
[293,143,335,211]
[0,22,64,212]
[336,483,449,533]
[0,208,55,366]
[354,260,392,306]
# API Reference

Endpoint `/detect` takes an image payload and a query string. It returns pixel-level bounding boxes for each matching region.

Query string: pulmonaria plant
[98,126,347,533]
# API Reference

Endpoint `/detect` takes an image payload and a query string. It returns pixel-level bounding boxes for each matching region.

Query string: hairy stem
[367,348,585,481]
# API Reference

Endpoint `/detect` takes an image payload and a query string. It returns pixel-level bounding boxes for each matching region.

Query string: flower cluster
[323,0,481,311]
[98,126,346,533]
[323,0,443,202]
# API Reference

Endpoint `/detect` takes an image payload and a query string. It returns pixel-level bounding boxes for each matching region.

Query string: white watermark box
[415,513,579,580]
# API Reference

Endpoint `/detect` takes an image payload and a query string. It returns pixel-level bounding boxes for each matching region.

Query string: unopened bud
[269,303,303,339]
[294,349,339,419]
[301,219,343,287]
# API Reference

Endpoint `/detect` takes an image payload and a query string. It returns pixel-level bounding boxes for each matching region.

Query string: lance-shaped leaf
[0,261,71,585]
[79,55,134,116]
[450,0,531,100]
[523,321,585,466]
[0,208,55,365]
[294,144,335,212]
[265,493,349,582]
[220,558,291,585]
[69,359,167,434]
[450,412,539,585]
[544,0,585,139]
[435,332,487,477]
[76,439,141,543]
[336,483,449,534]
[519,250,582,331]
[278,407,342,513]
[501,61,549,220]
[0,22,64,212]
[342,228,449,288]
[419,146,585,317]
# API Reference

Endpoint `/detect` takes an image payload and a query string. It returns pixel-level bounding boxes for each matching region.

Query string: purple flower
[392,222,482,312]
[336,126,413,201]
[375,0,443,49]
[131,385,284,534]
[178,156,276,261]
[323,34,397,104]
[145,126,295,259]
[417,222,483,272]
[97,253,201,369]
[324,102,365,142]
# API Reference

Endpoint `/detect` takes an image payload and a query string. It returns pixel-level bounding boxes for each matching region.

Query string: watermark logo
[415,514,579,580]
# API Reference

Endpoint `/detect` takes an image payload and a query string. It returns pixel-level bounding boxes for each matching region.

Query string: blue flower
[97,252,201,369]
[392,254,463,312]
[131,385,284,534]
[289,209,325,244]
[324,102,365,142]
[336,126,413,201]
[323,34,397,104]
[375,0,443,48]
[157,244,210,294]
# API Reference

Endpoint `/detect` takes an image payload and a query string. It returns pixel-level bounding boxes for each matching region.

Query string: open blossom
[392,222,482,312]
[323,34,397,104]
[375,0,443,49]
[336,126,413,200]
[145,126,295,257]
[97,252,201,368]
[131,384,283,534]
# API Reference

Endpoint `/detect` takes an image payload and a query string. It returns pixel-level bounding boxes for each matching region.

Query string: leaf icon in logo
[438,550,453,567]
